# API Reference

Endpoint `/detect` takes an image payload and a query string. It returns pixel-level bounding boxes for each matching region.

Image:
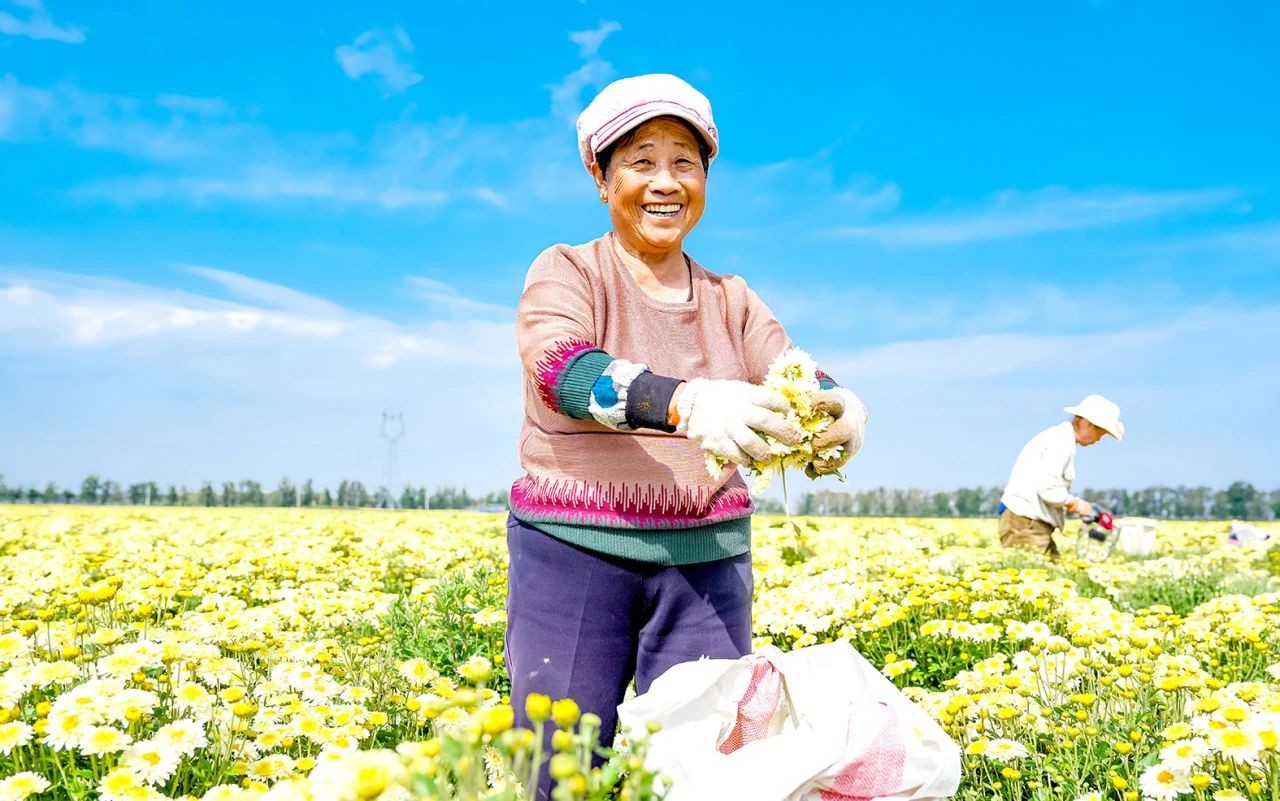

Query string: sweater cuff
[625,372,682,432]
[556,350,614,420]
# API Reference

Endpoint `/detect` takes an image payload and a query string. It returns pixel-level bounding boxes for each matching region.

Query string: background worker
[998,394,1125,558]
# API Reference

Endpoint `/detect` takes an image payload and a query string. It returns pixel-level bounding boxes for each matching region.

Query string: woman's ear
[589,161,607,197]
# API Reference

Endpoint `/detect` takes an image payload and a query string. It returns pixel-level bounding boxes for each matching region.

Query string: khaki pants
[998,509,1059,559]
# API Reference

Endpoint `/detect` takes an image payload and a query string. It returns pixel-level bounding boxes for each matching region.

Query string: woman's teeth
[642,204,681,217]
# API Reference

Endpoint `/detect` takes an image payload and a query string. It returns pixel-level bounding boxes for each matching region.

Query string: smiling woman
[504,74,869,800]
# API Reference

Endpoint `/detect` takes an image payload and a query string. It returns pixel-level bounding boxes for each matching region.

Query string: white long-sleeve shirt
[1000,421,1076,528]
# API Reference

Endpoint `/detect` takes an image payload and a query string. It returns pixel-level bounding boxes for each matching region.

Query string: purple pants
[504,514,753,798]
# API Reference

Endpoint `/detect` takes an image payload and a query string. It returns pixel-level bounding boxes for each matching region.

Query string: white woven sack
[617,641,960,801]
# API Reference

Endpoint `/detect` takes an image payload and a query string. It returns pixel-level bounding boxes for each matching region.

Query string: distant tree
[166,486,179,506]
[1222,481,1259,520]
[955,487,983,517]
[301,480,316,508]
[220,482,238,507]
[319,488,333,507]
[931,492,952,516]
[754,498,785,514]
[197,482,217,507]
[62,489,75,504]
[240,480,265,506]
[80,475,102,504]
[128,482,159,506]
[275,478,297,508]
[103,481,124,505]
[400,486,419,509]
[42,482,59,503]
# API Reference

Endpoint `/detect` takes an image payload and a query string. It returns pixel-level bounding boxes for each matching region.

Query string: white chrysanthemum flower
[99,767,144,801]
[77,725,133,756]
[1073,792,1103,801]
[1160,737,1209,770]
[307,749,409,801]
[0,721,35,755]
[120,739,182,785]
[1208,726,1263,764]
[153,719,208,756]
[983,738,1030,762]
[395,657,438,688]
[201,785,250,801]
[0,771,51,801]
[1138,764,1193,801]
[42,709,91,751]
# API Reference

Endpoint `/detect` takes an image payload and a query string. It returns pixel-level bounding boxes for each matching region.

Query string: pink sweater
[511,233,793,532]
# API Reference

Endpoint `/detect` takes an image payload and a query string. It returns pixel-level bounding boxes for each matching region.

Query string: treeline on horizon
[1,473,1277,521]
[0,474,506,511]
[797,481,1278,521]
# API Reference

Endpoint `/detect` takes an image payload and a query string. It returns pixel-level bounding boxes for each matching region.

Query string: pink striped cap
[576,73,719,175]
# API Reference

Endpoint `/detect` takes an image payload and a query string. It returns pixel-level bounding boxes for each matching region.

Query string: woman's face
[593,117,707,260]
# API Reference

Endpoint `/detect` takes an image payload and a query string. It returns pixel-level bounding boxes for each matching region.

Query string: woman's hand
[805,388,868,478]
[675,379,805,466]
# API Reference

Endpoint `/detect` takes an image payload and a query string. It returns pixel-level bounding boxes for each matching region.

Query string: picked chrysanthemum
[703,348,840,491]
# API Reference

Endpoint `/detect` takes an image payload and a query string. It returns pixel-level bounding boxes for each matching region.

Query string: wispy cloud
[832,186,1240,246]
[335,25,423,96]
[406,276,514,318]
[0,265,522,488]
[548,20,620,122]
[0,74,253,160]
[0,265,514,369]
[568,20,620,58]
[0,0,84,43]
[154,94,234,118]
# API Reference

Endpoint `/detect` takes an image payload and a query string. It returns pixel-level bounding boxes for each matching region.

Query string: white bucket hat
[576,73,719,175]
[1064,394,1125,441]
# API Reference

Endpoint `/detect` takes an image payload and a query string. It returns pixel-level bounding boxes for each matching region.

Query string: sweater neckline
[602,232,698,309]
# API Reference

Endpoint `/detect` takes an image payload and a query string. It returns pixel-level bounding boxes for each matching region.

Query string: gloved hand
[676,378,805,467]
[805,387,868,478]
[1066,497,1093,517]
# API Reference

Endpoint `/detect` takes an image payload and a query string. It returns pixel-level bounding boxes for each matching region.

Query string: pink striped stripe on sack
[718,655,782,755]
[818,703,906,800]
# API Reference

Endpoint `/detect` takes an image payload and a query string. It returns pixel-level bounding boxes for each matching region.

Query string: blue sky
[2,1,1278,496]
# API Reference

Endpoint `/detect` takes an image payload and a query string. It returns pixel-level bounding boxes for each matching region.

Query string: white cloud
[75,167,452,209]
[406,276,514,318]
[569,20,620,58]
[547,21,621,121]
[155,94,233,118]
[335,25,423,96]
[832,186,1240,246]
[0,265,523,490]
[0,0,84,43]
[803,297,1280,490]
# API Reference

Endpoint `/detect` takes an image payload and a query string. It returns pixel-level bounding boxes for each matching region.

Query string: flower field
[2,506,1280,801]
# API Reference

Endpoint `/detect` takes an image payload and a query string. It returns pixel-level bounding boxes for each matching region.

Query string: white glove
[675,378,804,466]
[807,387,868,476]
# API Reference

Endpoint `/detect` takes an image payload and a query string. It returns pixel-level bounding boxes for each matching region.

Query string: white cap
[576,73,719,175]
[1064,394,1125,441]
